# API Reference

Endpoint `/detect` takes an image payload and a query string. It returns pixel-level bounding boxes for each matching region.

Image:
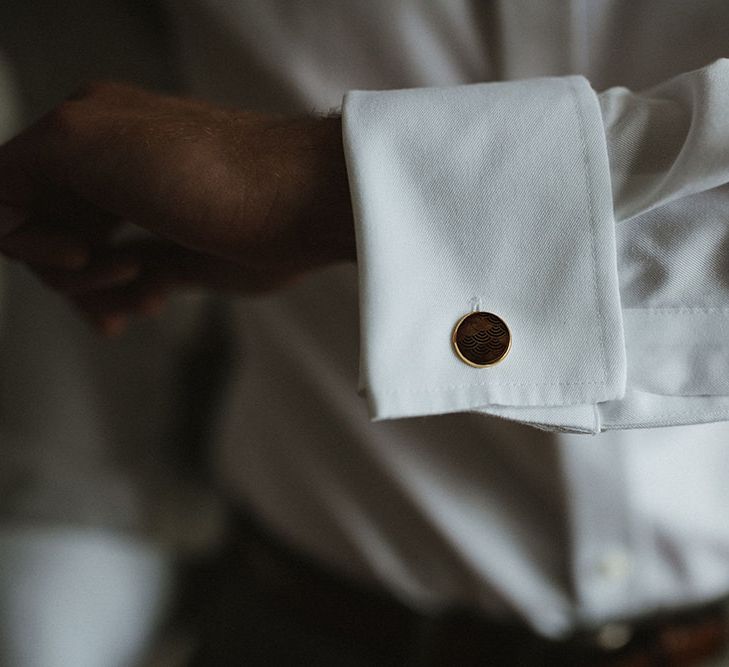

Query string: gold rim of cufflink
[452,311,512,368]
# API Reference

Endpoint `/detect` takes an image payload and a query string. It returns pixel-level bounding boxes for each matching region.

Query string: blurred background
[0,2,229,664]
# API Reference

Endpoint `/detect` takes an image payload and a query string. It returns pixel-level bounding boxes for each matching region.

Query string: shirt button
[594,622,633,651]
[452,312,511,367]
[597,549,632,581]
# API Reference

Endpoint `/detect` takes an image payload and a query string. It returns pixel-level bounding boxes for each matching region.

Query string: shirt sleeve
[342,58,729,434]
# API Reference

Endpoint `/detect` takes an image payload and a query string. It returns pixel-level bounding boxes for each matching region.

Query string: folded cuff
[343,76,626,421]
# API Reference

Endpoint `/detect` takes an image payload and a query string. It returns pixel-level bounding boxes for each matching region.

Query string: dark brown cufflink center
[452,312,511,367]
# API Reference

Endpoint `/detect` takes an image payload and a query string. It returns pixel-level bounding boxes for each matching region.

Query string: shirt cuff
[342,76,626,428]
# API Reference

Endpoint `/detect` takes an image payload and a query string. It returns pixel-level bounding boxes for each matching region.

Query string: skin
[0,82,355,335]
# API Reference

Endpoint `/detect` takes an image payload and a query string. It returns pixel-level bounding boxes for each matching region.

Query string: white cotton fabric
[165,0,729,640]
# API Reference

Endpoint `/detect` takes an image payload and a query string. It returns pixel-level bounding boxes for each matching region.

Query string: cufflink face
[452,312,511,367]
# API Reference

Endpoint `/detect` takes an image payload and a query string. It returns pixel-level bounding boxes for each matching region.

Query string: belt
[191,511,729,667]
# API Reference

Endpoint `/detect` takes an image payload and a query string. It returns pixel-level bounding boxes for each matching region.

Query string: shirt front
[167,0,729,637]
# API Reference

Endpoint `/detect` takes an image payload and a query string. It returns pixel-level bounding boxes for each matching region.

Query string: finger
[73,278,169,322]
[0,224,89,270]
[28,185,123,247]
[88,295,166,337]
[71,258,174,337]
[33,256,141,294]
[74,293,165,338]
[117,238,292,293]
[91,291,166,337]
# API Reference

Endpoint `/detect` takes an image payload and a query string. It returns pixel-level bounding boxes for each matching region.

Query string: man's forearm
[0,82,356,332]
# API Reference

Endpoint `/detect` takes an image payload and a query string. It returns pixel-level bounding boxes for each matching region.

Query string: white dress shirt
[166,0,729,638]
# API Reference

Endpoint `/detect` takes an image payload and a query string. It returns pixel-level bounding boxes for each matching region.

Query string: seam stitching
[570,76,609,387]
[376,380,604,395]
[604,408,729,429]
[624,307,729,314]
[592,403,602,433]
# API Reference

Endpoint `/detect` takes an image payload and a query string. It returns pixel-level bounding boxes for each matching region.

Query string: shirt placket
[558,433,639,628]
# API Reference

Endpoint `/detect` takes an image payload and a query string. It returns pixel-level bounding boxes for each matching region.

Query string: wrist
[289,115,356,267]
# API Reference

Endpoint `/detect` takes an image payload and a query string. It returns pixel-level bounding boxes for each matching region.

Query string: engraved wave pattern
[483,314,507,335]
[458,314,508,361]
[460,333,505,354]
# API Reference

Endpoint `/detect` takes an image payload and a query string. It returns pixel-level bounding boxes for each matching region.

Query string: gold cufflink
[452,312,511,367]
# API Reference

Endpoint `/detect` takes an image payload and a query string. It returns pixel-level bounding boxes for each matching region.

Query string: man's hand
[0,82,355,333]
